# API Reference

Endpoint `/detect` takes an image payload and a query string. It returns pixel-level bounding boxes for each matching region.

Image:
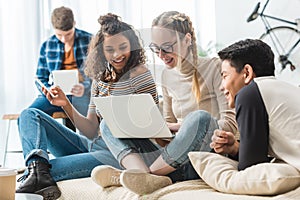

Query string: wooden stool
[52,112,68,119]
[2,111,68,166]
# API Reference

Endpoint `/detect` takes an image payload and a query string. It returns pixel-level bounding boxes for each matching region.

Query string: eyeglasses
[149,41,177,54]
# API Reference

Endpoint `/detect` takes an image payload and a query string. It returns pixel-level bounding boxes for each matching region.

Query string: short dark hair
[51,6,74,31]
[218,39,275,77]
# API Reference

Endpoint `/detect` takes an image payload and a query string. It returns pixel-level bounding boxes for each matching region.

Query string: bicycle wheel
[260,26,300,86]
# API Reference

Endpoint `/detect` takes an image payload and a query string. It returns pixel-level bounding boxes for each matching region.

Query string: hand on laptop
[167,122,180,133]
[154,122,180,147]
[155,138,170,147]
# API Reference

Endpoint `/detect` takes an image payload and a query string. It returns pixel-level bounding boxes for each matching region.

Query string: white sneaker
[120,170,172,195]
[91,165,122,188]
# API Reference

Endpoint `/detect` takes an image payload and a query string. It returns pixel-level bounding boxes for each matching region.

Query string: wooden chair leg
[3,119,12,166]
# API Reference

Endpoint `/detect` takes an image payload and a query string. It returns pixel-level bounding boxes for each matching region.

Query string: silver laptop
[93,94,173,138]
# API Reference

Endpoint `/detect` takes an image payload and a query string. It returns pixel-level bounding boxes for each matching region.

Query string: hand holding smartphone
[35,78,55,97]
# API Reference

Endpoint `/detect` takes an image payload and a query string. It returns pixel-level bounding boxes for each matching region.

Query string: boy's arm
[235,81,270,171]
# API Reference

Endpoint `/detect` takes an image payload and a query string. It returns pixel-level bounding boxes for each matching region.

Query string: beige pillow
[188,152,300,195]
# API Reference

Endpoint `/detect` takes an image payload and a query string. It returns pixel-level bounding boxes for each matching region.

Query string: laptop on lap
[93,94,173,138]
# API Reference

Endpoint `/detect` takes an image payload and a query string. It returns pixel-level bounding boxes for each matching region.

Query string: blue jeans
[18,108,120,182]
[29,92,90,116]
[100,110,218,182]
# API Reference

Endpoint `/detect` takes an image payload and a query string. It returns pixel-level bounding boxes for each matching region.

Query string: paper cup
[0,168,17,200]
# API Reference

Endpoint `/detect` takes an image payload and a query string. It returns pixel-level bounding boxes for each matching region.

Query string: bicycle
[247,0,300,73]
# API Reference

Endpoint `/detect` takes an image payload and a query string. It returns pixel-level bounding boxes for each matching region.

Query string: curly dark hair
[84,13,146,82]
[218,39,275,77]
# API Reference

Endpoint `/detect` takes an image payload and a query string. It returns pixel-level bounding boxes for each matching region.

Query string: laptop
[93,94,173,138]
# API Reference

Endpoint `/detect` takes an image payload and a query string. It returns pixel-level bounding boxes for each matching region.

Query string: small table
[15,193,43,200]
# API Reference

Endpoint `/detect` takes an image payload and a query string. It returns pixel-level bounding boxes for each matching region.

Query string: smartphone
[35,78,55,97]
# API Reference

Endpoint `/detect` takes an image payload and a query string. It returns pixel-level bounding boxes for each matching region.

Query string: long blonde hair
[152,11,201,102]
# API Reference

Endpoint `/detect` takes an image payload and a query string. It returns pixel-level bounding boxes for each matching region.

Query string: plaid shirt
[36,28,92,90]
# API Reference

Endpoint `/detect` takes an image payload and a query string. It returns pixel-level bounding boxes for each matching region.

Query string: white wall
[216,0,300,46]
[215,0,300,86]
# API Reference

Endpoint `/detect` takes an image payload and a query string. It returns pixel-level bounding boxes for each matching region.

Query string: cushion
[188,152,300,195]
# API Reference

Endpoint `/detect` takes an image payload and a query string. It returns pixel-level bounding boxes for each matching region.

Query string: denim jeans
[18,108,120,182]
[29,92,90,116]
[100,110,218,182]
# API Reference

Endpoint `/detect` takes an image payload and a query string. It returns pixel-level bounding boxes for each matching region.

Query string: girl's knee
[19,108,40,121]
[184,110,215,133]
[186,110,211,122]
[18,108,40,129]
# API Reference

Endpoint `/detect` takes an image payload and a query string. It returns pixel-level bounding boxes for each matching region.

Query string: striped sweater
[88,66,158,117]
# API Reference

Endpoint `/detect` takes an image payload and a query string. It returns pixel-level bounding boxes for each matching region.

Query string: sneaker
[91,165,122,188]
[120,170,172,195]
